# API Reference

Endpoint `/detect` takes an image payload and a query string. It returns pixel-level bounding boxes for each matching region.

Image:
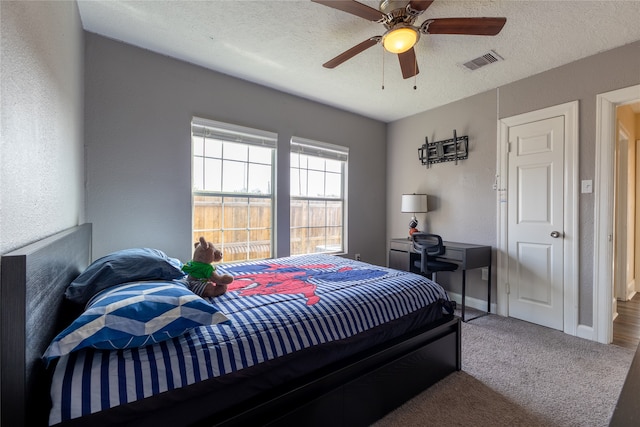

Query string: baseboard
[626,287,636,302]
[448,292,497,314]
[447,291,599,342]
[576,324,595,341]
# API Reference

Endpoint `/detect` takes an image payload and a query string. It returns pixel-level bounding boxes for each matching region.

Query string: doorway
[613,294,640,349]
[613,119,636,303]
[594,84,640,344]
[612,103,639,347]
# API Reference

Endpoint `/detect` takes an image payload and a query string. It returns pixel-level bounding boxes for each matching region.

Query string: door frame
[614,123,631,302]
[594,84,640,344]
[496,101,579,336]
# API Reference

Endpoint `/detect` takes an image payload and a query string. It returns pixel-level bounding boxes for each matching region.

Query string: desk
[389,238,491,322]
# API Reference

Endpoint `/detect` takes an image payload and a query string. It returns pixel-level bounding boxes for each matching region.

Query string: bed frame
[1,224,461,426]
[1,224,92,426]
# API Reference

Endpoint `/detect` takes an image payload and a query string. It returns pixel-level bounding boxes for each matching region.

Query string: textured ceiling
[77,0,640,123]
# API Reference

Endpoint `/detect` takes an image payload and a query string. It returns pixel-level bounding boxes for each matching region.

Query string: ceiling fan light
[382,27,418,54]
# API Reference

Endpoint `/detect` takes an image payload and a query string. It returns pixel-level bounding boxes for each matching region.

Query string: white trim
[594,84,640,344]
[496,117,508,317]
[497,101,579,335]
[576,324,594,341]
[614,124,631,301]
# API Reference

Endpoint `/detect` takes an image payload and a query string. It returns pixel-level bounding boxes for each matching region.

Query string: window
[290,137,348,255]
[191,118,276,262]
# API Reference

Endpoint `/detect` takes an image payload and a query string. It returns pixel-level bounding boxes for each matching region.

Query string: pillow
[44,281,229,363]
[65,248,186,305]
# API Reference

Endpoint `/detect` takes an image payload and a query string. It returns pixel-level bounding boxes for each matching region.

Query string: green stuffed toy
[182,236,233,297]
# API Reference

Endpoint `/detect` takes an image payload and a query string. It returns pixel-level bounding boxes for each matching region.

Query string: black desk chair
[411,233,458,282]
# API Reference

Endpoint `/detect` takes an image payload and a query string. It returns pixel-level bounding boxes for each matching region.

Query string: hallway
[613,293,640,349]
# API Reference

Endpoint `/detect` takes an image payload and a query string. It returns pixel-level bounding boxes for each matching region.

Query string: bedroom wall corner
[0,0,85,255]
[83,33,387,265]
[386,90,499,302]
[386,40,640,330]
[498,40,640,328]
[0,0,85,421]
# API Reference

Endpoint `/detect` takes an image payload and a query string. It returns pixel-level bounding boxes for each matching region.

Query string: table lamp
[401,193,428,237]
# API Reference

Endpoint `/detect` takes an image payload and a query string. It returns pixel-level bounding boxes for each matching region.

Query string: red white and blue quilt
[48,254,449,425]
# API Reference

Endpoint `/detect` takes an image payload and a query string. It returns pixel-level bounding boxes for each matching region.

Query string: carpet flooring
[373,313,635,427]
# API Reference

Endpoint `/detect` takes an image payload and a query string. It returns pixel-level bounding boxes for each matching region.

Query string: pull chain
[413,54,417,90]
[381,46,385,90]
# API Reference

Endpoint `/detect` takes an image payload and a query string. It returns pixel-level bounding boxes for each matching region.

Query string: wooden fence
[193,195,342,262]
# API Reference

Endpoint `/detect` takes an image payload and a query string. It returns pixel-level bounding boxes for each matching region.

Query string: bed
[1,224,461,426]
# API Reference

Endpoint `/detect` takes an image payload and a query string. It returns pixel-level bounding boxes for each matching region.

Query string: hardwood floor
[613,293,640,349]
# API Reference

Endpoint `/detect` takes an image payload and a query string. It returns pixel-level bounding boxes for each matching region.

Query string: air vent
[462,50,504,71]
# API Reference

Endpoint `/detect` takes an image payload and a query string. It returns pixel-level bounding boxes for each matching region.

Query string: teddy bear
[182,236,234,298]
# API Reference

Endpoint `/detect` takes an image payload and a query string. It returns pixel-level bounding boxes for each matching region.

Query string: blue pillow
[44,281,229,363]
[65,248,186,305]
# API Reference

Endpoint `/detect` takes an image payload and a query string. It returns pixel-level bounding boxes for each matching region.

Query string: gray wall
[3,0,639,333]
[0,0,85,417]
[0,1,85,254]
[498,41,640,325]
[84,33,387,264]
[386,90,499,300]
[386,40,640,327]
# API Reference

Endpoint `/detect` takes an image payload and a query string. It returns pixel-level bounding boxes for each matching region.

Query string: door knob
[550,231,562,238]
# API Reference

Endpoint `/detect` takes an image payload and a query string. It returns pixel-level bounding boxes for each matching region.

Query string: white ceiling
[77,0,640,123]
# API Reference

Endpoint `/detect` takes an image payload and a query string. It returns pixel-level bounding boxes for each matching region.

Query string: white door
[507,116,565,330]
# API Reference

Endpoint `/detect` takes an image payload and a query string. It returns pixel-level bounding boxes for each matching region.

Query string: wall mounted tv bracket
[418,130,468,167]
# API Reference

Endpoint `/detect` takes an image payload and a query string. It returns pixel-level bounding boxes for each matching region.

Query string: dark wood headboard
[1,224,91,426]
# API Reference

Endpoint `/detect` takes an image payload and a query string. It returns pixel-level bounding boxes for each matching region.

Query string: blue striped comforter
[49,254,449,425]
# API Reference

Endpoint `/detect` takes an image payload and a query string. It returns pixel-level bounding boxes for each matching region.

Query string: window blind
[192,117,277,148]
[291,137,348,162]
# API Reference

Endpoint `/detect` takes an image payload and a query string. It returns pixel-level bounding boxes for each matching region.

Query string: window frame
[290,136,349,256]
[191,117,277,262]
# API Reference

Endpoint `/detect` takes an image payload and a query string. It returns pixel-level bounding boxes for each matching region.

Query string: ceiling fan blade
[311,0,385,22]
[408,0,435,15]
[422,17,507,36]
[398,47,419,79]
[323,37,381,69]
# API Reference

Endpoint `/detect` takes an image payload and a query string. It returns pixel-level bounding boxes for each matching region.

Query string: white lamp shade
[401,194,428,213]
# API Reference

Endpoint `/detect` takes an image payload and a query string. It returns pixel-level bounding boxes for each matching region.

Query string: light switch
[581,180,593,194]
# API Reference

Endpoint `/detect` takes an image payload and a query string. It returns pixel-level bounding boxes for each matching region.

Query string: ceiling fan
[312,0,507,79]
